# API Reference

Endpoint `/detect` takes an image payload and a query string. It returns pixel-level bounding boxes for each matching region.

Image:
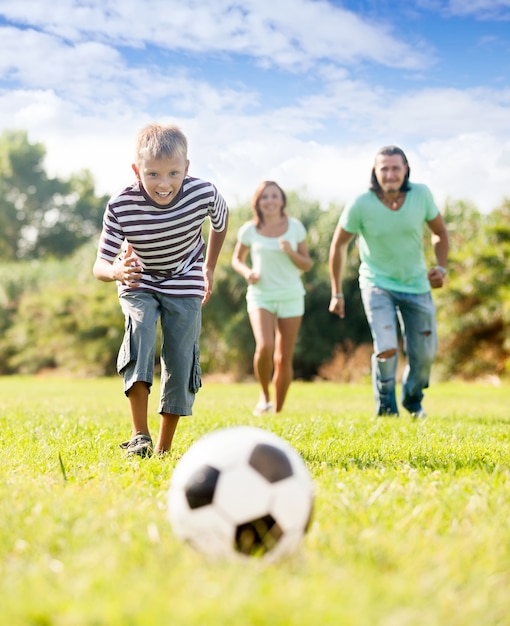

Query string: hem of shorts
[246,288,305,299]
[123,375,153,395]
[158,404,193,417]
[119,286,204,298]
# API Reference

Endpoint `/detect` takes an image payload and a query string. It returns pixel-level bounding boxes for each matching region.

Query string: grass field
[1,376,509,625]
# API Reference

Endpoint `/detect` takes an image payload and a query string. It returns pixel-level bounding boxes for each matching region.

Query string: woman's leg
[248,308,276,406]
[273,316,302,412]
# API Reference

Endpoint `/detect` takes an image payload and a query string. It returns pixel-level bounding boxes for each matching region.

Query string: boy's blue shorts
[117,291,202,416]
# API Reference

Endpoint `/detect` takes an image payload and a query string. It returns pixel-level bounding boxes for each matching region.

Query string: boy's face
[132,154,189,205]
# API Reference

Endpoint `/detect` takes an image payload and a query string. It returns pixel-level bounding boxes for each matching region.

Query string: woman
[232,181,311,415]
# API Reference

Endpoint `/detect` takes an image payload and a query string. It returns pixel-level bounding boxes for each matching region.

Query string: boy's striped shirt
[97,176,228,297]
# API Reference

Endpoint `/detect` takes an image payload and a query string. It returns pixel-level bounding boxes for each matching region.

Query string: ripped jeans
[361,285,438,416]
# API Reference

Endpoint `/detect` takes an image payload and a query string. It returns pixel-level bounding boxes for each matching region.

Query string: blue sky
[1,0,509,212]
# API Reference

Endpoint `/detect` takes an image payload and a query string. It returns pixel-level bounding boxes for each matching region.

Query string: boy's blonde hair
[135,123,188,166]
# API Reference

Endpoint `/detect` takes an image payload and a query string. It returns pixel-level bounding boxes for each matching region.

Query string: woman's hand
[246,269,260,285]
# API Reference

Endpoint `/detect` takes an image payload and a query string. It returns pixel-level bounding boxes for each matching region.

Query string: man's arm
[328,224,355,318]
[427,214,449,289]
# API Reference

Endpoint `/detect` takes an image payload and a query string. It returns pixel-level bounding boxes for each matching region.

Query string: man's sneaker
[119,432,153,457]
[411,409,427,420]
[377,407,399,418]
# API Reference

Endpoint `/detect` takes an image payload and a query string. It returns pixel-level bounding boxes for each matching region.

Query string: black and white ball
[167,426,314,561]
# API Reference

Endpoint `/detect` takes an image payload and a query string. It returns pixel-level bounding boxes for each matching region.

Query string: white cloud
[417,0,510,19]
[448,0,510,18]
[3,58,509,214]
[0,0,433,70]
[0,26,124,98]
[0,0,509,214]
[418,134,510,211]
[388,87,510,137]
[0,24,257,117]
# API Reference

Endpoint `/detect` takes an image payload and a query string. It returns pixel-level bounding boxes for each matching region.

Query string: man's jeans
[361,285,438,416]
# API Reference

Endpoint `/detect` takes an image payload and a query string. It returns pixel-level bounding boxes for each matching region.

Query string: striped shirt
[97,176,228,297]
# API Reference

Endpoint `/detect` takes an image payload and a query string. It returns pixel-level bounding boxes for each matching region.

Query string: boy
[93,123,229,457]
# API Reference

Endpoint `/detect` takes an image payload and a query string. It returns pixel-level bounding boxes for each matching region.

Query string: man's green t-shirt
[340,183,439,294]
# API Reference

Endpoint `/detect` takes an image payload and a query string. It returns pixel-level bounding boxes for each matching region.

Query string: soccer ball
[167,426,314,562]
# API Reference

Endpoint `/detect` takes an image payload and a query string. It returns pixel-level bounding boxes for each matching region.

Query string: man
[329,146,449,418]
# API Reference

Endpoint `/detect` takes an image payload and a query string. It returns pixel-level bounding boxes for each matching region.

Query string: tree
[0,130,107,259]
[435,198,510,378]
[0,129,47,258]
[0,243,123,375]
[34,170,108,258]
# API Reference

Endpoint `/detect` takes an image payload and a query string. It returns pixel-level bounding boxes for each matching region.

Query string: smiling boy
[93,123,229,457]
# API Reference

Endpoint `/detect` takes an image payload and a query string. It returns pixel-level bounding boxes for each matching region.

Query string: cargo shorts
[117,291,202,416]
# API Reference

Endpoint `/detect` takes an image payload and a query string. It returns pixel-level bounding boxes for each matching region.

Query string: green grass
[1,376,509,625]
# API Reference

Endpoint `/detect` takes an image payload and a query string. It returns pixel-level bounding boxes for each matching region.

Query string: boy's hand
[117,242,142,287]
[202,266,214,305]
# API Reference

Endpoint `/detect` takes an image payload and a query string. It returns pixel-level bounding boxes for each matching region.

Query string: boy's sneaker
[119,432,153,457]
[411,409,427,420]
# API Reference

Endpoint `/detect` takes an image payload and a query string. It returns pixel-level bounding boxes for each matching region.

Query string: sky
[1,0,510,213]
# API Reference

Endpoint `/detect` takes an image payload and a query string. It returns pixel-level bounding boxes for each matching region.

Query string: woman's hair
[135,123,188,166]
[369,145,411,192]
[251,181,287,226]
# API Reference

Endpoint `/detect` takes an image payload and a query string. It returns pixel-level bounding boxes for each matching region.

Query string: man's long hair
[369,145,411,192]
